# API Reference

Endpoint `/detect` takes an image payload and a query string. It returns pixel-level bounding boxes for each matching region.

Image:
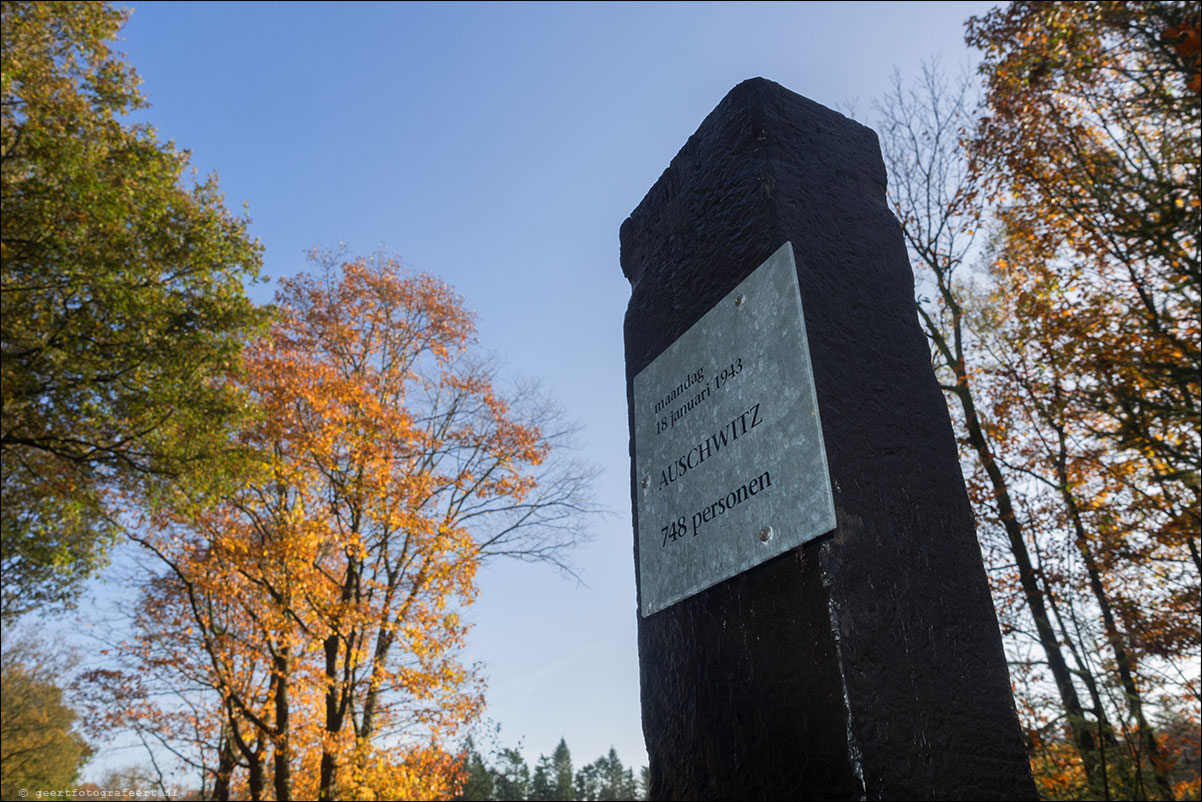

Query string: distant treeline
[454,737,646,801]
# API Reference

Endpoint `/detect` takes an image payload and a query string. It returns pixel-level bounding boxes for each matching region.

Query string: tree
[0,638,91,797]
[84,251,597,800]
[876,3,1200,797]
[455,738,497,802]
[876,45,1201,797]
[451,737,646,802]
[571,748,637,802]
[966,0,1199,587]
[573,760,601,802]
[531,738,573,801]
[493,748,531,802]
[597,748,638,802]
[0,1,267,619]
[876,57,1113,793]
[965,2,1200,798]
[532,760,553,800]
[550,738,575,801]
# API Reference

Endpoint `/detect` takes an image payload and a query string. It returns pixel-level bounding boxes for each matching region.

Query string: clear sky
[60,0,995,780]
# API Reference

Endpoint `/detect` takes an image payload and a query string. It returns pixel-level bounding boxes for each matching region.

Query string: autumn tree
[80,566,284,801]
[0,637,92,797]
[875,58,1116,794]
[0,1,267,619]
[968,0,1201,564]
[967,0,1199,583]
[876,2,1200,798]
[84,251,597,801]
[965,2,1200,798]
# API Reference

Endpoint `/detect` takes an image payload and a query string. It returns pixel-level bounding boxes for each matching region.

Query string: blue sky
[61,0,994,780]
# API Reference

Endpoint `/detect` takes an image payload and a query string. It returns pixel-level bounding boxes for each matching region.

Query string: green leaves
[1,1,270,618]
[0,640,92,798]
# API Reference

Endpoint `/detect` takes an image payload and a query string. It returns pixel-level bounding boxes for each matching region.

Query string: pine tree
[493,748,531,801]
[454,738,495,801]
[551,738,574,801]
[531,760,552,801]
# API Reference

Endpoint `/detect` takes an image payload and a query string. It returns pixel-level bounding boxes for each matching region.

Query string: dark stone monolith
[621,78,1035,800]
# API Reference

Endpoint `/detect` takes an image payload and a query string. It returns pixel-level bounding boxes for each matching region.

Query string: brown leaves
[1162,19,1202,93]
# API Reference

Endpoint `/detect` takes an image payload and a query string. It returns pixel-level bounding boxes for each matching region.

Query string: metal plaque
[633,242,835,616]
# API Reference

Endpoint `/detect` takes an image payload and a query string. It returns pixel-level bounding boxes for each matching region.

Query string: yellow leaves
[114,248,571,800]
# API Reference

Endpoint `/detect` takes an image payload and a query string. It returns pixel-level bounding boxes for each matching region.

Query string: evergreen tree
[456,735,647,801]
[454,738,495,802]
[530,759,553,801]
[550,738,574,801]
[493,748,531,801]
[597,748,638,801]
[574,760,601,802]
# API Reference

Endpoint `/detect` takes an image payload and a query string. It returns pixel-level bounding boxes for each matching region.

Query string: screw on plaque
[641,475,650,489]
[734,293,746,309]
[759,525,774,542]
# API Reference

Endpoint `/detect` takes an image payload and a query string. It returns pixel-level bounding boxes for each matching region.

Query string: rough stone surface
[621,78,1036,801]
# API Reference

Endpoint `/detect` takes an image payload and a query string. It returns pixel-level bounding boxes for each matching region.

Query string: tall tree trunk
[921,297,1106,793]
[225,707,266,802]
[319,561,359,801]
[1051,422,1177,801]
[1042,558,1115,802]
[213,731,236,802]
[319,632,344,801]
[945,352,1105,793]
[273,648,293,802]
[247,744,266,802]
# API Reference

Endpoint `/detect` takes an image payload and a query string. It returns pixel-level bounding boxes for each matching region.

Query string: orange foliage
[878,6,1198,798]
[967,0,1199,665]
[80,251,580,800]
[962,3,1200,799]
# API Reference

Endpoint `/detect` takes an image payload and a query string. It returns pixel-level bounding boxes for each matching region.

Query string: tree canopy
[0,638,92,798]
[879,2,1199,799]
[0,0,268,619]
[79,251,597,801]
[968,0,1200,528]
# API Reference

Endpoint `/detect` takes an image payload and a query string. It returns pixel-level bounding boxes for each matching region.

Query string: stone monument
[621,78,1035,800]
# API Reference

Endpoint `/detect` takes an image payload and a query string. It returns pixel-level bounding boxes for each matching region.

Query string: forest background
[1,1,1198,800]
